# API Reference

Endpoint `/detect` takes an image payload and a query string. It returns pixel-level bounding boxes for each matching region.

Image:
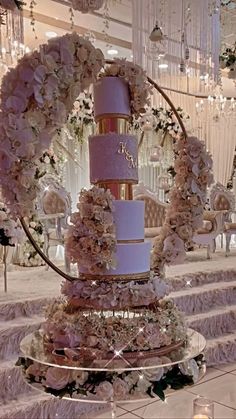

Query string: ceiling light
[158,63,168,69]
[45,31,58,38]
[107,49,118,56]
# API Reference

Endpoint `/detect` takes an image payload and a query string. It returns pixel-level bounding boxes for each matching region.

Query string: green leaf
[152,382,165,401]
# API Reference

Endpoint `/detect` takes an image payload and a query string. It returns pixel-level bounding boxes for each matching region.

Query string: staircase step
[0,316,43,359]
[205,332,236,367]
[0,298,51,321]
[170,269,236,291]
[0,390,104,419]
[171,280,236,315]
[187,305,236,338]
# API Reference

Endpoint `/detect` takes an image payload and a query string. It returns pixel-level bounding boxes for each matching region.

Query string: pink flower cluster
[0,33,104,217]
[152,135,213,274]
[61,275,169,309]
[103,60,152,118]
[65,186,116,274]
[43,298,186,354]
[71,0,104,13]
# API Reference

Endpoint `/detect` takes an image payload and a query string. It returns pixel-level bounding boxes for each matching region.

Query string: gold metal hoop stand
[20,62,187,282]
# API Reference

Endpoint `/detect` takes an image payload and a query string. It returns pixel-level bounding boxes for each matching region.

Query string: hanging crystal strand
[29,0,37,40]
[69,6,74,30]
[102,0,110,48]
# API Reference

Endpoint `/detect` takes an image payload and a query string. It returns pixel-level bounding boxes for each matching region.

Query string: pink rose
[44,367,72,390]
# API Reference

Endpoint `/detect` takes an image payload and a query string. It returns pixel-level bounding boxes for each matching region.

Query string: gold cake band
[78,271,150,282]
[97,181,134,200]
[97,117,130,134]
[117,239,144,243]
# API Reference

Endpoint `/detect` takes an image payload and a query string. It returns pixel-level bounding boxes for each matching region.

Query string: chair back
[133,183,168,228]
[38,175,72,228]
[210,182,235,221]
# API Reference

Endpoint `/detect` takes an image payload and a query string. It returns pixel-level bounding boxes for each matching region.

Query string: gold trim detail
[97,117,129,134]
[95,179,138,185]
[78,271,150,281]
[95,113,130,123]
[117,239,144,243]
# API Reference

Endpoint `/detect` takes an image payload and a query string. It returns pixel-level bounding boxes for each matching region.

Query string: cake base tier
[20,329,205,371]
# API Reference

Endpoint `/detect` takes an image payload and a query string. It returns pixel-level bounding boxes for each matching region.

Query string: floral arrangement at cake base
[17,354,205,402]
[65,186,116,274]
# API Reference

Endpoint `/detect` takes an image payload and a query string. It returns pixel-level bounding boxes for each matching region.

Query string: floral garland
[18,353,204,402]
[152,107,190,138]
[0,0,25,10]
[71,0,104,13]
[19,216,45,267]
[151,135,213,274]
[65,186,116,274]
[220,43,236,78]
[0,204,20,246]
[35,150,59,180]
[103,60,152,118]
[66,92,94,144]
[0,33,104,218]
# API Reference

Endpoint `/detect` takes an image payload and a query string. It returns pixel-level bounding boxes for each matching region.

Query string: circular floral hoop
[0,33,212,281]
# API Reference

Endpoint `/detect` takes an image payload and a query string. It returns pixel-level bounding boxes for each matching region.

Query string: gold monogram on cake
[117,142,138,169]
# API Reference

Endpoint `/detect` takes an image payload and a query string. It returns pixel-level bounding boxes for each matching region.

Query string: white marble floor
[94,363,236,418]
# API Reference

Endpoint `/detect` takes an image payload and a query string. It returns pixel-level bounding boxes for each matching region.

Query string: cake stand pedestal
[19,329,206,418]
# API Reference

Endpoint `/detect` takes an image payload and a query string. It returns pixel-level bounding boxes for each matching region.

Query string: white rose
[72,370,88,385]
[96,381,114,400]
[113,378,129,399]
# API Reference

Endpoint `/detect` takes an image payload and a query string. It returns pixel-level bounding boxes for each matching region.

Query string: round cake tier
[93,76,131,121]
[80,241,151,279]
[89,134,138,184]
[113,200,144,241]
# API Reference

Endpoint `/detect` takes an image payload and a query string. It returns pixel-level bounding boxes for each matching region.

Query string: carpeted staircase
[0,268,236,418]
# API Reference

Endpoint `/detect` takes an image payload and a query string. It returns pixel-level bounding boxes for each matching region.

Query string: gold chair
[193,210,223,259]
[210,182,236,256]
[133,183,168,240]
[38,175,72,272]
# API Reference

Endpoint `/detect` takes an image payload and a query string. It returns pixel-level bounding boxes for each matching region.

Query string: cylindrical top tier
[93,76,131,121]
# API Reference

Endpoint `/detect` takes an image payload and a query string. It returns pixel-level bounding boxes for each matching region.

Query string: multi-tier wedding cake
[42,74,187,363]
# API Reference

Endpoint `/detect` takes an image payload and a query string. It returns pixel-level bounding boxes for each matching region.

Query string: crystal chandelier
[196,93,236,119]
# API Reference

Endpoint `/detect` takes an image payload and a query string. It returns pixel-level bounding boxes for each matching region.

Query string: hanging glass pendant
[157,172,173,191]
[149,22,165,42]
[149,145,163,162]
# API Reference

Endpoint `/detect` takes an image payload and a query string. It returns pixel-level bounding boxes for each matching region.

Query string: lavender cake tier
[80,242,151,278]
[93,76,131,120]
[113,200,144,241]
[89,134,138,184]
